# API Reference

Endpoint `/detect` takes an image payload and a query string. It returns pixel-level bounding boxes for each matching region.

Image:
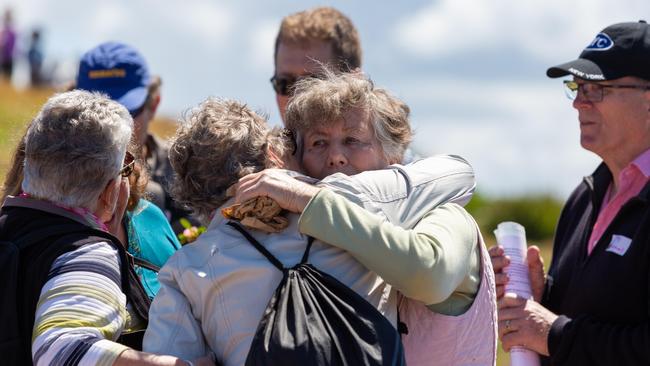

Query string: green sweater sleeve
[299,188,480,313]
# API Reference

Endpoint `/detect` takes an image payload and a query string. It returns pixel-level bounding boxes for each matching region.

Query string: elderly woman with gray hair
[144,72,495,365]
[0,91,213,366]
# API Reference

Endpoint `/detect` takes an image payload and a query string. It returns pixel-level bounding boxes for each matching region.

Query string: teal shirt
[126,199,181,298]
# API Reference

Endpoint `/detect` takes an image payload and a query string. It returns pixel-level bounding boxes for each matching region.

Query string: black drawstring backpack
[226,222,406,366]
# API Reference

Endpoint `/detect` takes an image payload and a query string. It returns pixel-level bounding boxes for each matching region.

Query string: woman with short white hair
[22,90,132,209]
[0,90,211,366]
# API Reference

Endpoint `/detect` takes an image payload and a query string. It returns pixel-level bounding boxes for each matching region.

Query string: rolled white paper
[494,221,540,366]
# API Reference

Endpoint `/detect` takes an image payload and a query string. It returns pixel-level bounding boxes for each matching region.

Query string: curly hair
[126,142,149,211]
[285,69,412,163]
[169,98,288,223]
[275,7,361,71]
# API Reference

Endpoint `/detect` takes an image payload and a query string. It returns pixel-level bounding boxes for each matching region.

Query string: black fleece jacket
[542,163,650,365]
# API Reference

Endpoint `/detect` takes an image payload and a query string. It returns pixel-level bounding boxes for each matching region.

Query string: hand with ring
[497,293,557,356]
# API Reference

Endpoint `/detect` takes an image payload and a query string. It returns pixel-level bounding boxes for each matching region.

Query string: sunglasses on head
[119,151,135,178]
[270,74,314,96]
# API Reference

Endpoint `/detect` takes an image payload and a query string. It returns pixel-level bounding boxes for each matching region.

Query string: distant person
[72,42,184,296]
[27,29,44,87]
[0,8,16,80]
[490,20,650,365]
[76,41,193,233]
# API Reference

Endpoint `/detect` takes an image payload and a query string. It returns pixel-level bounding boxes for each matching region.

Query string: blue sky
[3,0,649,198]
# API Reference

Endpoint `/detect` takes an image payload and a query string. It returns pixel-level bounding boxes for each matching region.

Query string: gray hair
[22,90,133,209]
[169,98,290,223]
[285,69,412,163]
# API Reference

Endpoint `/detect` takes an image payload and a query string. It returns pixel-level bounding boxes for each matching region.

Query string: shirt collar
[631,148,650,178]
[3,195,107,231]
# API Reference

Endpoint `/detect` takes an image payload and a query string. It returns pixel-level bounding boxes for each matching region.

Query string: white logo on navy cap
[585,33,614,51]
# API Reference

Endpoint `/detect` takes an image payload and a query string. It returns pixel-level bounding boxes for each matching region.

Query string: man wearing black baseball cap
[491,21,650,365]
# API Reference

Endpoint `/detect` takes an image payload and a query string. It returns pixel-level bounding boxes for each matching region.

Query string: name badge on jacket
[606,235,632,256]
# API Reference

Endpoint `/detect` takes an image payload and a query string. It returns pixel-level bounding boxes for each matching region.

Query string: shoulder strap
[226,221,315,270]
[227,221,285,271]
[131,254,161,272]
[299,236,315,264]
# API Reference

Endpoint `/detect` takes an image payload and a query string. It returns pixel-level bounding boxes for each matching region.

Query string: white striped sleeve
[31,241,130,366]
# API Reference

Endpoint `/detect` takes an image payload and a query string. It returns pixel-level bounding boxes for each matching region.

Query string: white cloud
[87,2,131,39]
[247,18,280,73]
[401,78,600,198]
[180,0,233,45]
[393,0,650,61]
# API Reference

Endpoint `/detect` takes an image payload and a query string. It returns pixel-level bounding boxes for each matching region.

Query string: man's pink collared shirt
[587,149,650,254]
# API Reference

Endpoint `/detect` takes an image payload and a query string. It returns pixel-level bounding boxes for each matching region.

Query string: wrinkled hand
[498,293,557,356]
[488,245,546,301]
[106,178,129,243]
[228,169,321,213]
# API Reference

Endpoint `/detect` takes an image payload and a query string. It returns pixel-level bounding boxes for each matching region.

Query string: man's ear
[96,178,120,220]
[149,94,161,114]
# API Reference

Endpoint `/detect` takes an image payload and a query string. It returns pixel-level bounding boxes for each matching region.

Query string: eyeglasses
[563,80,650,102]
[119,151,135,178]
[270,74,313,96]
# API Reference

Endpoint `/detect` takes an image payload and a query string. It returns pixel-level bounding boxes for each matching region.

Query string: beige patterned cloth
[221,196,289,233]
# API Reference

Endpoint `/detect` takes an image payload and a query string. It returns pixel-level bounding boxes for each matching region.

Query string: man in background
[271,6,362,122]
[76,41,191,232]
[271,6,417,163]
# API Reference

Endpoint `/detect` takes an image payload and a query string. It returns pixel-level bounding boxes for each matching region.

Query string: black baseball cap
[547,20,650,81]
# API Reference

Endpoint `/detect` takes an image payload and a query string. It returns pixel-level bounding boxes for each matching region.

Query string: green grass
[0,82,178,185]
[0,81,53,184]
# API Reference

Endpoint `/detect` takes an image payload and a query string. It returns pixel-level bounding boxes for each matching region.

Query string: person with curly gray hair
[0,90,213,366]
[167,99,294,223]
[143,85,490,365]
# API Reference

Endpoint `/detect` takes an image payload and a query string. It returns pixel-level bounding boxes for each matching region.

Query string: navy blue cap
[76,42,150,114]
[547,20,650,81]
